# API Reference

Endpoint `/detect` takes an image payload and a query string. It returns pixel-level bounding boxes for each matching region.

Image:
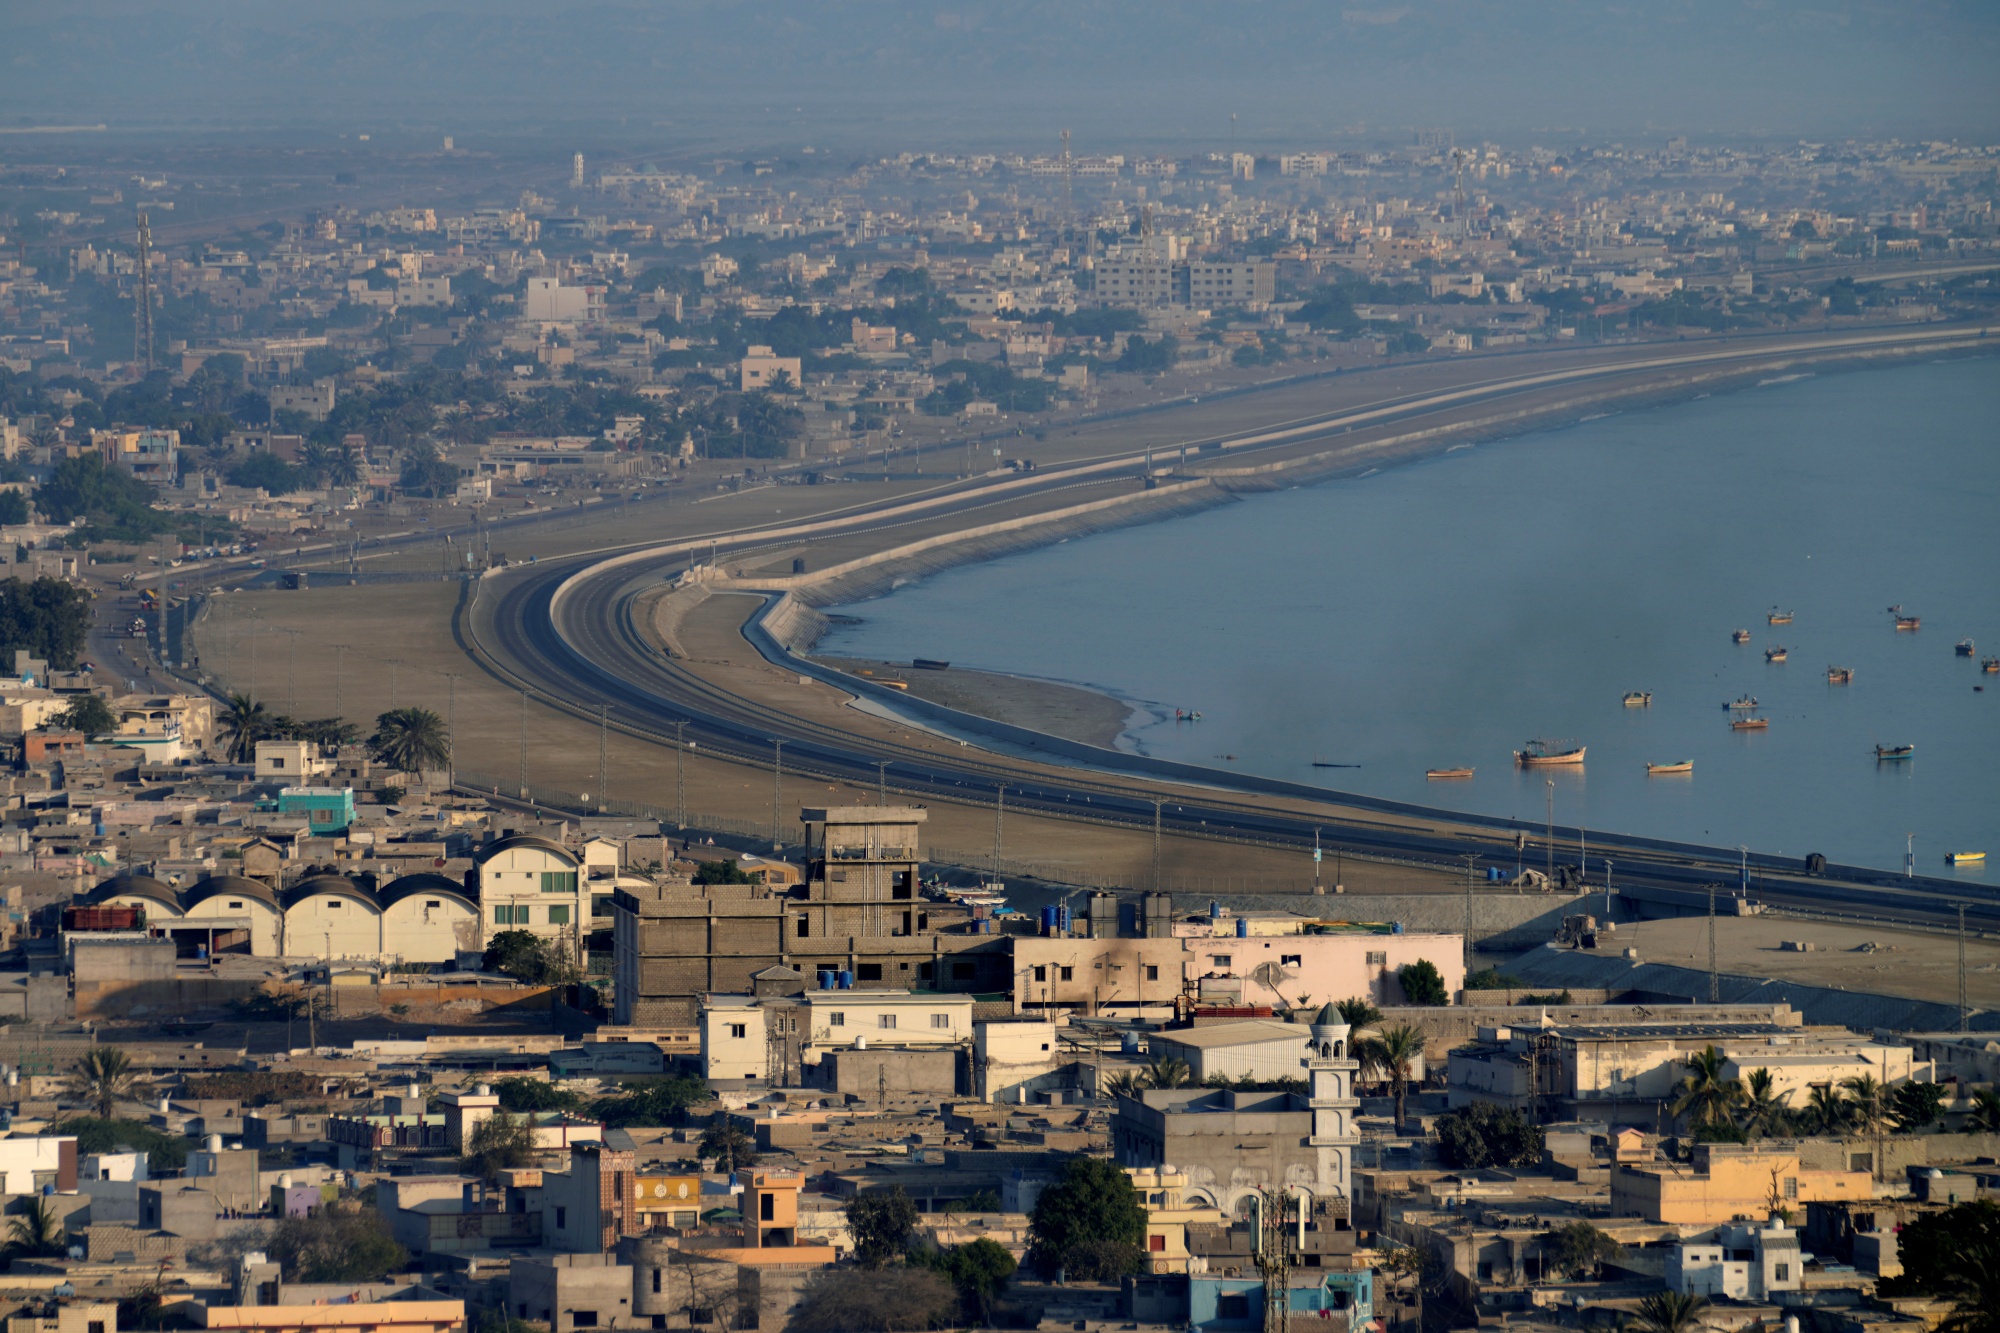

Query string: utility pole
[387,659,403,709]
[1545,779,1555,886]
[518,689,529,799]
[1708,882,1720,1002]
[675,721,687,828]
[1462,853,1479,973]
[992,784,1006,884]
[771,739,785,850]
[597,704,610,813]
[1152,798,1164,893]
[1959,903,1969,1033]
[333,645,346,719]
[445,673,458,787]
[876,760,889,806]
[133,209,155,372]
[1060,129,1074,241]
[1312,826,1322,896]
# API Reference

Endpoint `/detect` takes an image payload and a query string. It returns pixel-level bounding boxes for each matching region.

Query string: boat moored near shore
[1646,760,1694,774]
[1725,695,1759,710]
[1426,767,1475,780]
[1889,605,1921,631]
[1731,716,1770,731]
[1732,629,1752,644]
[1765,646,1788,663]
[1947,851,1986,865]
[1769,610,1794,625]
[1956,639,1975,657]
[1515,740,1586,766]
[1875,743,1915,761]
[1623,691,1652,707]
[1827,666,1854,685]
[1983,657,2000,674]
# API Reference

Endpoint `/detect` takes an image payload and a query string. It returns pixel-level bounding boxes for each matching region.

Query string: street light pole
[771,739,785,851]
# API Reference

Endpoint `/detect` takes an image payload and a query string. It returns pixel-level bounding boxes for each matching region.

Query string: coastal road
[463,322,2000,930]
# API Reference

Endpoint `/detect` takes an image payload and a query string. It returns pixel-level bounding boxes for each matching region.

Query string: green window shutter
[549,905,571,925]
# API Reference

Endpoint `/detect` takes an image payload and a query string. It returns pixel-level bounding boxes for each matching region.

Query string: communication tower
[1253,1187,1294,1333]
[133,209,155,372]
[1060,129,1074,241]
[571,152,586,190]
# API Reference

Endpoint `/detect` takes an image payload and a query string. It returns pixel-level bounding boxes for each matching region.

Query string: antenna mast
[1060,129,1074,242]
[1452,147,1467,234]
[1254,1187,1293,1333]
[133,209,155,372]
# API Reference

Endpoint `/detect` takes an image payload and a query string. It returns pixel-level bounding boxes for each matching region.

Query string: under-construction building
[610,806,1011,1025]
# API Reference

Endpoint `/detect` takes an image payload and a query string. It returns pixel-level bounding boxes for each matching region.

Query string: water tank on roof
[407,1082,421,1098]
[1391,922,1405,934]
[1209,901,1222,919]
[1120,1031,1142,1055]
[279,1174,293,1189]
[1236,917,1248,938]
[477,1083,492,1096]
[206,1134,224,1154]
[838,970,853,989]
[855,1035,867,1050]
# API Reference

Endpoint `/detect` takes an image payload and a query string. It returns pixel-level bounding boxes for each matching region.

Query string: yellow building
[1127,1166,1227,1274]
[199,1302,464,1333]
[7,1299,118,1333]
[1611,1145,1871,1225]
[635,1173,702,1230]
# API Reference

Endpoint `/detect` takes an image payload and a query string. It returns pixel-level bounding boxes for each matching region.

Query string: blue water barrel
[837,969,854,989]
[1391,922,1405,935]
[1235,916,1248,938]
[817,970,835,990]
[1487,867,1505,882]
[1209,901,1222,919]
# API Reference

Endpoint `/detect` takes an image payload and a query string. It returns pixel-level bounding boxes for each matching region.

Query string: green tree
[1629,1291,1711,1333]
[67,1046,139,1121]
[1396,960,1448,1005]
[916,1237,1018,1325]
[4,1197,67,1259]
[1961,1088,2000,1134]
[784,1266,957,1333]
[590,1074,713,1128]
[1889,1081,1947,1131]
[1359,1023,1427,1133]
[0,491,29,525]
[1143,1056,1191,1089]
[216,693,276,762]
[692,859,752,885]
[846,1187,919,1267]
[264,1207,407,1282]
[1434,1099,1545,1169]
[491,1077,586,1114]
[481,930,577,986]
[1806,1083,1853,1136]
[369,706,449,773]
[227,451,301,496]
[461,1110,535,1183]
[1842,1073,1890,1180]
[1103,1070,1142,1098]
[1738,1068,1796,1140]
[0,576,95,669]
[1027,1155,1146,1279]
[1544,1220,1620,1281]
[53,1116,188,1170]
[1335,997,1382,1029]
[35,454,173,538]
[699,1120,758,1173]
[1879,1200,2000,1332]
[1670,1047,1744,1131]
[52,694,117,737]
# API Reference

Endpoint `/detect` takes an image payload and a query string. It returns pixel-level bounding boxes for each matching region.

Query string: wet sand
[812,654,1132,748]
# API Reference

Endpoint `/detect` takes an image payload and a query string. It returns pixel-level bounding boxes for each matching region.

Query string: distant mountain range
[4,1,1994,145]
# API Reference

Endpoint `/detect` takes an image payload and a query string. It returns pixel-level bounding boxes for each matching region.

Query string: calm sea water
[822,357,2000,874]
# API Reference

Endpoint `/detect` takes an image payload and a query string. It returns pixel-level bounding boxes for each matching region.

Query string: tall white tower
[1306,1002,1361,1199]
[571,152,585,190]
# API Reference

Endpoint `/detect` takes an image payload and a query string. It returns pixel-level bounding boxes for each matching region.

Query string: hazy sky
[6,1,1995,147]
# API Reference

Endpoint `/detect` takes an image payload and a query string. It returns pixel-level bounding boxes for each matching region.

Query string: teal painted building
[277,786,356,834]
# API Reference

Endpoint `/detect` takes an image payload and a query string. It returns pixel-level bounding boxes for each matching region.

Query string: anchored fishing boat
[1724,695,1759,710]
[1875,744,1915,761]
[1827,666,1854,685]
[1765,646,1788,663]
[1956,639,1975,657]
[1623,691,1652,707]
[1731,716,1770,731]
[1983,658,2000,674]
[1515,740,1585,766]
[1426,767,1475,780]
[1889,605,1922,631]
[1947,851,1986,865]
[1732,629,1752,644]
[1768,610,1794,625]
[1646,760,1694,775]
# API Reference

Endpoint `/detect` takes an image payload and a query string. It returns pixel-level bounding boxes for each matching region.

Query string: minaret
[1306,1002,1361,1198]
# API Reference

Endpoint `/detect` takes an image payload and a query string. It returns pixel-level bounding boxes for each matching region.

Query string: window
[1218,1295,1249,1320]
[1145,965,1159,982]
[1775,1264,1790,1282]
[1059,966,1074,981]
[1783,1176,1798,1199]
[1281,954,1302,967]
[729,1024,747,1039]
[1209,955,1231,968]
[88,1323,105,1333]
[1366,951,1388,966]
[951,961,973,979]
[326,899,342,909]
[554,1207,568,1228]
[652,1269,662,1294]
[427,900,441,909]
[931,1014,950,1029]
[572,1314,597,1329]
[796,917,810,938]
[549,904,571,925]
[829,1012,845,1027]
[1148,1234,1166,1252]
[541,871,578,893]
[857,963,883,981]
[1033,965,1047,983]
[879,1014,898,1030]
[760,1193,775,1221]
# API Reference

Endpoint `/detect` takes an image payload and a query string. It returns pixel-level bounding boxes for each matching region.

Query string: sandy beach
[811,654,1133,748]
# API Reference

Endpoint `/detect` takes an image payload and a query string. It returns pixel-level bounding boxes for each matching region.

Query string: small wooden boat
[1947,851,1986,865]
[1515,740,1585,766]
[1765,646,1788,663]
[1731,716,1770,731]
[1895,614,1921,632]
[1732,629,1752,644]
[1768,611,1794,625]
[1646,760,1694,775]
[1956,639,1975,657]
[912,658,951,670]
[1875,744,1915,760]
[1983,657,2000,674]
[1724,695,1759,710]
[880,679,909,691]
[1827,666,1854,685]
[1426,767,1475,780]
[1622,691,1652,707]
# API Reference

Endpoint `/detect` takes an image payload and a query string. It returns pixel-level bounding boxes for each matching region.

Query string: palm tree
[369,707,450,774]
[4,1197,67,1259]
[1630,1291,1711,1333]
[699,1121,757,1173]
[1841,1073,1890,1180]
[67,1046,137,1121]
[1670,1046,1744,1131]
[1103,1070,1141,1098]
[1361,1023,1426,1134]
[216,693,274,763]
[1335,997,1383,1030]
[1738,1068,1795,1140]
[297,441,335,488]
[1935,1235,2000,1333]
[1142,1057,1192,1090]
[1962,1088,2000,1135]
[1806,1083,1853,1136]
[328,442,363,488]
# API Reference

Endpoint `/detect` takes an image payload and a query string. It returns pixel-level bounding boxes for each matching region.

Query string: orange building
[199,1302,465,1333]
[1611,1145,1871,1226]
